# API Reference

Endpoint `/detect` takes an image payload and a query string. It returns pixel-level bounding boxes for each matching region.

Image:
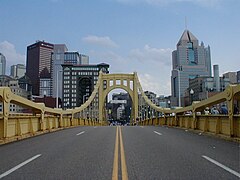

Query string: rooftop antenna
[185,16,188,30]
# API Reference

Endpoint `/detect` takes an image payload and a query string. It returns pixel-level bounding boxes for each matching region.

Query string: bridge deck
[0,126,239,180]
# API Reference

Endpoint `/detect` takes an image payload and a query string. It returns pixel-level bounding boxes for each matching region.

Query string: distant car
[196,112,201,115]
[220,106,228,114]
[211,107,219,114]
[204,107,210,115]
[184,111,192,115]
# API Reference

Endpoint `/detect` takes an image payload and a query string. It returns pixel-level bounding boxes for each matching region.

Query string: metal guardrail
[140,115,240,139]
[137,83,240,138]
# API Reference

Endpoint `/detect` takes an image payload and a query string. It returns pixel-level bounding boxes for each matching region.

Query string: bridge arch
[104,88,133,124]
[98,72,139,124]
[103,86,134,104]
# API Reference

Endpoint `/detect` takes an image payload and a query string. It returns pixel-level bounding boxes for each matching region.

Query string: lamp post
[167,100,171,108]
[190,89,194,105]
[178,70,181,107]
[83,94,88,104]
[66,100,70,109]
[56,70,62,108]
[174,68,181,107]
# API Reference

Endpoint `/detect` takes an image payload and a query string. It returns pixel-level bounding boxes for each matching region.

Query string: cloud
[87,44,172,95]
[82,35,118,48]
[0,41,25,75]
[87,50,130,73]
[138,73,161,93]
[129,44,172,66]
[138,73,171,95]
[116,0,222,7]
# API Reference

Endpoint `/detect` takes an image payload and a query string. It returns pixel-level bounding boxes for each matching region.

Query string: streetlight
[83,94,88,104]
[66,100,70,109]
[167,100,171,108]
[56,69,63,108]
[178,69,181,107]
[174,68,182,107]
[190,89,194,104]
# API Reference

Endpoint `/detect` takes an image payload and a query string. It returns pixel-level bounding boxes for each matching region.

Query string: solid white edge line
[76,131,85,136]
[0,154,41,179]
[202,155,240,178]
[154,131,162,136]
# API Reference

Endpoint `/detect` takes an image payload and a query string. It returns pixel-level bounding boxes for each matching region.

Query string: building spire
[185,16,188,30]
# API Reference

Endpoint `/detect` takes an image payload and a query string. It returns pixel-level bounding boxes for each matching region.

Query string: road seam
[0,154,41,179]
[202,155,240,178]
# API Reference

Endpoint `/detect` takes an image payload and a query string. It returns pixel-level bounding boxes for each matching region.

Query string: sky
[0,0,239,96]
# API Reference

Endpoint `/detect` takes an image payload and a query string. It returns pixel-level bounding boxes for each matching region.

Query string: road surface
[0,126,239,180]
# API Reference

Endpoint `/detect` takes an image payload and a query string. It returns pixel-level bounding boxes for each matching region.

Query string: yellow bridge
[0,72,240,143]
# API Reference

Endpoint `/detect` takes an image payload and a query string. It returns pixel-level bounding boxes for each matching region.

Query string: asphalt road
[0,126,239,180]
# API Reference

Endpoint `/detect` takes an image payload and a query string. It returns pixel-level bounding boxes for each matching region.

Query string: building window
[56,54,61,60]
[43,81,47,87]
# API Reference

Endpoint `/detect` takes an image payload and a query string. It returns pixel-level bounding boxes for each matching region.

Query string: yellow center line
[119,126,128,180]
[112,126,119,180]
[112,126,129,180]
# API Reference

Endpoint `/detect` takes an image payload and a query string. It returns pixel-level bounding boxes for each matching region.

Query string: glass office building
[0,53,6,75]
[26,41,54,95]
[171,29,212,107]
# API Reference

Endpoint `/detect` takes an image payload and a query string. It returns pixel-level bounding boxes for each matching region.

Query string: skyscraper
[0,53,6,75]
[51,46,90,108]
[26,41,54,95]
[237,71,240,84]
[64,52,80,64]
[51,44,68,101]
[80,54,89,65]
[10,64,26,78]
[223,72,237,84]
[171,30,212,107]
[62,63,109,109]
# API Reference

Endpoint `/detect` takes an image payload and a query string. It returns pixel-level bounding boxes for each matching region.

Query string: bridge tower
[98,72,138,125]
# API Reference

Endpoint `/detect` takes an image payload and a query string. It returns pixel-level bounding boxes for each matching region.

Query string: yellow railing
[0,85,101,143]
[140,115,240,139]
[139,84,240,139]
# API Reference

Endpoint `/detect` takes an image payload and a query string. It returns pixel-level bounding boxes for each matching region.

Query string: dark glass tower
[26,41,54,95]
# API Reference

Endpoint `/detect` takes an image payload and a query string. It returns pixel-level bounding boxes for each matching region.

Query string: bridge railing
[0,82,102,143]
[137,83,240,139]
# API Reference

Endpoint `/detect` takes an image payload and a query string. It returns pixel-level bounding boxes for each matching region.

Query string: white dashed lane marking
[154,131,162,136]
[76,131,85,136]
[202,155,240,178]
[0,154,42,179]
